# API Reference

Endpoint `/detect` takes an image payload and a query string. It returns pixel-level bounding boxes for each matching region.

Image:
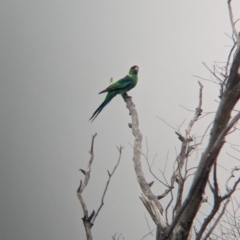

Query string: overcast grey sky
[1,1,240,239]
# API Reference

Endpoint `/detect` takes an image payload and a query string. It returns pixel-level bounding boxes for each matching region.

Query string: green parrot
[89,65,139,122]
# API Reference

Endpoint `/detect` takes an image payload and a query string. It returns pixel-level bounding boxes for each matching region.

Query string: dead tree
[78,2,240,239]
[124,1,240,239]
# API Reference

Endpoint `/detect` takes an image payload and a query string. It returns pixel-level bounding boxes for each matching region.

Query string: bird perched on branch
[89,65,139,122]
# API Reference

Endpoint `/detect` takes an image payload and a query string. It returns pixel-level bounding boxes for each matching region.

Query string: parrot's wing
[106,76,132,92]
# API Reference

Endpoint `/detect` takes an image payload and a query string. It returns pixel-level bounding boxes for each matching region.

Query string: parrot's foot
[122,93,132,99]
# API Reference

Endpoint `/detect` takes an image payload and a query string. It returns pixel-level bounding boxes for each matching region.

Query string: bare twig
[156,116,177,131]
[202,199,230,240]
[77,135,123,240]
[92,146,123,224]
[192,74,218,84]
[141,230,154,240]
[202,62,223,83]
[196,160,240,239]
[172,81,204,216]
[224,41,236,83]
[165,190,174,224]
[79,133,97,194]
[224,166,240,195]
[140,213,154,240]
[227,0,239,41]
[77,133,97,240]
[142,149,170,188]
[111,233,122,240]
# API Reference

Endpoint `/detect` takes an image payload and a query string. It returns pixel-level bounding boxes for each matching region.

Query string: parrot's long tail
[89,93,116,122]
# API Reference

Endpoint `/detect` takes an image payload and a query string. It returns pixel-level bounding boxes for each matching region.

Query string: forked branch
[77,134,122,240]
[92,146,123,223]
[124,95,168,237]
[77,133,97,240]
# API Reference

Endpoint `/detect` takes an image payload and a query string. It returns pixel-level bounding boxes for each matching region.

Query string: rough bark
[167,47,240,240]
[124,96,168,238]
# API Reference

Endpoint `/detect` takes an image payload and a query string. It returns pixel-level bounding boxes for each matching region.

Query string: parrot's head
[129,65,139,76]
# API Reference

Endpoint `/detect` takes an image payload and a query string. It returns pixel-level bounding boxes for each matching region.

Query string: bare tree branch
[124,95,168,237]
[171,82,203,216]
[77,133,97,240]
[156,116,177,131]
[77,135,122,240]
[92,146,123,224]
[202,199,230,240]
[223,166,240,198]
[200,165,240,239]
[79,133,97,194]
[202,62,223,83]
[167,36,240,240]
[142,141,170,188]
[194,162,240,240]
[111,233,123,240]
[140,213,155,240]
[227,0,239,41]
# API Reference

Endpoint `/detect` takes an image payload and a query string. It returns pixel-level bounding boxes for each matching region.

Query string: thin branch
[199,121,213,144]
[177,118,187,131]
[77,133,97,240]
[156,116,177,131]
[195,162,222,240]
[165,190,174,225]
[142,151,170,188]
[227,0,239,41]
[141,230,154,240]
[167,43,240,238]
[111,233,122,240]
[158,168,171,188]
[216,112,240,141]
[202,62,223,83]
[79,133,97,194]
[224,166,240,196]
[171,81,204,216]
[142,138,170,187]
[92,146,123,224]
[196,163,240,239]
[226,152,240,162]
[224,41,237,82]
[192,74,218,84]
[140,213,154,240]
[231,146,240,153]
[202,199,230,240]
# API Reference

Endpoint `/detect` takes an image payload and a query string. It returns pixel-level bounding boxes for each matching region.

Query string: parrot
[89,65,139,122]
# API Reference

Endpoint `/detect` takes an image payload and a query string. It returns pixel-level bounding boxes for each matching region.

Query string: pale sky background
[1,1,240,240]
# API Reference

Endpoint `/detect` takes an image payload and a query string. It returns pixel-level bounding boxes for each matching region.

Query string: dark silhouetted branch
[167,38,240,238]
